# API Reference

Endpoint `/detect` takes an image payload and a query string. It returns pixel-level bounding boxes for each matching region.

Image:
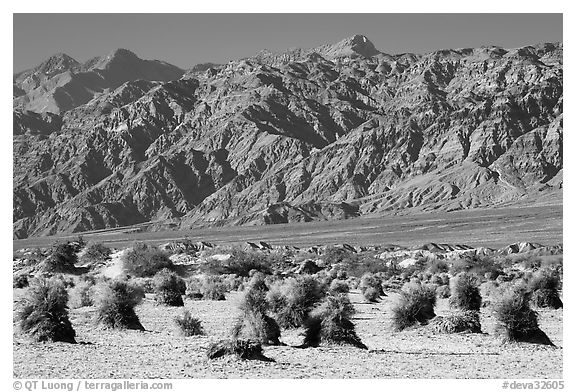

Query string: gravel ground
[13,290,562,378]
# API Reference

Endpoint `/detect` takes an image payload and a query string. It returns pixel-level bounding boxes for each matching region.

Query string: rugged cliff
[13,35,563,238]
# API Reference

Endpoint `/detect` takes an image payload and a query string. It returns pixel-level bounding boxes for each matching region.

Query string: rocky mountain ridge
[14,48,184,114]
[13,36,563,238]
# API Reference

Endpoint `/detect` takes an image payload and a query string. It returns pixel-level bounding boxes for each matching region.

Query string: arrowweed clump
[17,277,76,343]
[94,279,145,330]
[391,283,437,331]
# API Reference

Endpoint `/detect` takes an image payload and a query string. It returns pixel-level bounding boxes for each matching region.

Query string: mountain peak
[35,53,81,76]
[342,34,372,45]
[319,34,380,58]
[108,48,139,60]
[86,48,142,71]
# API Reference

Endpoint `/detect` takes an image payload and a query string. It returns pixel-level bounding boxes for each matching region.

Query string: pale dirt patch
[101,250,127,279]
[13,289,562,378]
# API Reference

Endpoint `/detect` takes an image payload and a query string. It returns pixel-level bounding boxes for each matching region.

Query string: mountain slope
[13,37,563,238]
[13,49,184,114]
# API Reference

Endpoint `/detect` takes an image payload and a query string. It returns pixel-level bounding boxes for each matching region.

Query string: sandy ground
[13,289,562,379]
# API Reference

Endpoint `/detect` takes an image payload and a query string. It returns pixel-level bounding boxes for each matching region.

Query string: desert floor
[13,205,562,251]
[13,289,562,379]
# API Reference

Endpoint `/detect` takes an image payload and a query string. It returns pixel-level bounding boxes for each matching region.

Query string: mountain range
[13,35,563,239]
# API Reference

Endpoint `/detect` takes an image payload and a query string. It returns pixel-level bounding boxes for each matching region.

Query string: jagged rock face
[13,37,563,238]
[13,49,184,114]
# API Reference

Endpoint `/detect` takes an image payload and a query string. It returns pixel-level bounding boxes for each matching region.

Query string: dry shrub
[80,242,111,265]
[267,275,326,329]
[382,277,403,292]
[200,249,273,277]
[232,273,281,345]
[430,274,444,285]
[430,310,481,334]
[449,273,482,311]
[17,277,76,343]
[185,276,205,299]
[314,270,334,288]
[153,269,186,306]
[186,275,227,300]
[346,277,360,290]
[232,312,281,345]
[323,247,358,265]
[427,259,449,274]
[359,272,384,299]
[122,242,173,277]
[363,286,381,302]
[94,279,145,330]
[340,253,397,278]
[55,274,76,289]
[13,273,29,288]
[329,279,349,294]
[40,242,78,273]
[206,339,273,361]
[174,310,203,336]
[223,274,244,291]
[493,285,554,345]
[449,255,502,278]
[303,294,367,349]
[129,277,155,294]
[527,269,562,309]
[201,276,227,300]
[69,280,96,308]
[480,280,501,298]
[391,283,437,331]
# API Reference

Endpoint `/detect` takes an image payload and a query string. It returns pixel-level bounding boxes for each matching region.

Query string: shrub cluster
[427,259,449,274]
[40,242,78,273]
[17,277,76,343]
[449,273,482,311]
[340,254,398,278]
[69,280,96,309]
[303,293,367,349]
[94,279,145,330]
[186,275,228,300]
[122,242,173,277]
[200,250,274,277]
[429,310,482,334]
[174,310,203,336]
[346,276,360,290]
[267,275,326,329]
[493,285,554,345]
[359,273,384,302]
[527,269,562,309]
[153,269,186,306]
[13,273,29,288]
[449,255,502,278]
[223,274,244,291]
[322,247,358,266]
[329,279,349,294]
[232,273,281,345]
[206,339,271,361]
[129,277,155,294]
[391,283,437,331]
[80,242,112,265]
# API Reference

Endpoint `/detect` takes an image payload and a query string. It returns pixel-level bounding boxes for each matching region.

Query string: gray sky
[13,13,562,72]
